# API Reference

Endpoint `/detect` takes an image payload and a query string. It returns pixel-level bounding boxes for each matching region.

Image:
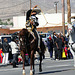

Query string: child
[0,44,3,63]
[64,44,68,59]
[67,47,73,59]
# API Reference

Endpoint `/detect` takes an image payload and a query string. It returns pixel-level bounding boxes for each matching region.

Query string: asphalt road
[0,58,75,75]
[0,51,75,75]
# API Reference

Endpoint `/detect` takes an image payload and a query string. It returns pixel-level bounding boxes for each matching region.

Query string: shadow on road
[37,69,75,75]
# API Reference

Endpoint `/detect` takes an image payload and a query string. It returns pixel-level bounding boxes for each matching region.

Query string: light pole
[54,1,59,13]
[24,11,26,16]
[62,0,65,36]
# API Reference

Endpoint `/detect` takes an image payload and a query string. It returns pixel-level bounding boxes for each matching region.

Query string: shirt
[56,38,63,49]
[9,41,18,54]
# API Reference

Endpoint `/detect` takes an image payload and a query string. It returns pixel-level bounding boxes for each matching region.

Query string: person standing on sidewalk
[2,38,10,64]
[0,43,3,63]
[49,36,53,59]
[56,34,63,60]
[53,32,58,60]
[9,38,18,68]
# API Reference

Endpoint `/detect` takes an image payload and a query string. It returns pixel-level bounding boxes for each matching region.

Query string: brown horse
[19,28,45,75]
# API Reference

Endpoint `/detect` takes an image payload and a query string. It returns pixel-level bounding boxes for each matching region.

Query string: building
[0,13,75,35]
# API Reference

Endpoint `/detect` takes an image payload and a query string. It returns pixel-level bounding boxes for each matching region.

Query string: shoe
[13,66,18,68]
[10,63,13,65]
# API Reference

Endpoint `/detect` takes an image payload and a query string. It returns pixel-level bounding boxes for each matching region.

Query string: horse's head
[19,28,30,50]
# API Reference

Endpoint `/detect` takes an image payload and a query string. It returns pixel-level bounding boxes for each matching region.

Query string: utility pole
[67,0,71,24]
[62,0,65,36]
[24,11,25,16]
[30,0,31,9]
[54,1,59,13]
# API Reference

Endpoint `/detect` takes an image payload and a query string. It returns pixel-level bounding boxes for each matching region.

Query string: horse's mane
[19,28,28,37]
[19,28,35,44]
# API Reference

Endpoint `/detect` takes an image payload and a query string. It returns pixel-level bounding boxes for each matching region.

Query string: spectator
[49,37,53,59]
[0,43,3,63]
[9,38,18,68]
[2,38,10,64]
[65,36,69,45]
[56,34,63,60]
[53,32,57,43]
[47,38,51,58]
[61,36,65,48]
[67,47,73,59]
[64,43,68,59]
[47,37,53,59]
[53,32,58,60]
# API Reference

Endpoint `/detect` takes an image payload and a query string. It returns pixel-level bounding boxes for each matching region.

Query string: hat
[26,8,41,21]
[31,8,41,14]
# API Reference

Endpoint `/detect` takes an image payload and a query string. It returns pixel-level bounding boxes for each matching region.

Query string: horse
[19,28,46,75]
[67,22,75,67]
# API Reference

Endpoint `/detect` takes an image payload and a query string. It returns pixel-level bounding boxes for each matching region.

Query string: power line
[0,0,29,9]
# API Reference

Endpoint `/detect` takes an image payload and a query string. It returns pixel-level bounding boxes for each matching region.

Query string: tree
[7,19,10,22]
[67,0,71,23]
[10,22,13,26]
[0,19,3,25]
[3,22,8,25]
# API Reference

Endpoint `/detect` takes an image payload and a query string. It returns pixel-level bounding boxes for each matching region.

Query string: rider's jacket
[26,15,39,30]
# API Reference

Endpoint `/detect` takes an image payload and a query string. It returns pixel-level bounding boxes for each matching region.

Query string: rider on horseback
[26,5,41,50]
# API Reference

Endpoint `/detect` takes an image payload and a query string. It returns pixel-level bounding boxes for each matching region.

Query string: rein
[20,35,35,47]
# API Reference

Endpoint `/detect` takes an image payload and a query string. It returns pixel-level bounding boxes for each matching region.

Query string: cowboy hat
[31,8,41,14]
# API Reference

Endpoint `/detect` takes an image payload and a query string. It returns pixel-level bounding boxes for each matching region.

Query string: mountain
[0,0,74,20]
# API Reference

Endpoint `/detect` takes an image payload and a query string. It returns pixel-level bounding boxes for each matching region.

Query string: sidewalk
[0,49,52,67]
[0,63,10,67]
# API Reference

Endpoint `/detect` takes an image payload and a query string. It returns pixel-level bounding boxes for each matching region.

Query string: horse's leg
[21,51,26,75]
[39,51,42,72]
[33,52,35,75]
[30,50,34,75]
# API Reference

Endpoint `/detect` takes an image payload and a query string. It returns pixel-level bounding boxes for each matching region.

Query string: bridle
[19,34,35,49]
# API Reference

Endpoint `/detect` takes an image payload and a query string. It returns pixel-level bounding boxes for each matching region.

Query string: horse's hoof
[33,69,35,74]
[39,68,42,72]
[23,73,26,75]
[30,73,33,75]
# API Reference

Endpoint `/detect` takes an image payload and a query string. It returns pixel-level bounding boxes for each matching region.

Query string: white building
[12,13,75,29]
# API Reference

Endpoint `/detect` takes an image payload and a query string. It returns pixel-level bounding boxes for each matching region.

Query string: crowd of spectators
[0,37,19,68]
[0,31,74,68]
[47,32,73,60]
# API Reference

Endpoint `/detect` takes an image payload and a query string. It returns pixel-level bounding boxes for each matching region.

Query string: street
[0,51,75,75]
